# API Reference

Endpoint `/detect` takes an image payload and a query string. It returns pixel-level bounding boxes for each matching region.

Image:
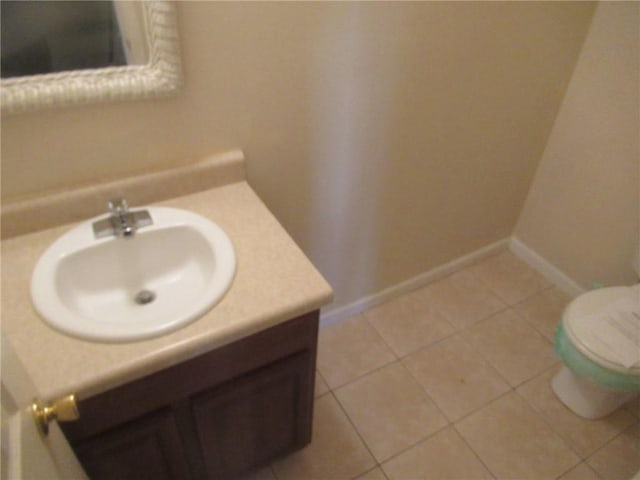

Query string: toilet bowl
[552,284,640,419]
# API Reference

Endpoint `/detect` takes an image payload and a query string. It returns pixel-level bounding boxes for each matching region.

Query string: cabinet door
[192,352,314,479]
[74,409,192,480]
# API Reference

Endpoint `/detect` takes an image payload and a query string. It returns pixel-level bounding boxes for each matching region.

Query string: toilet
[552,281,640,419]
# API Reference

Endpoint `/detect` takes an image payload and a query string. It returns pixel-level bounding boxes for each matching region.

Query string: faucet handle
[108,198,129,215]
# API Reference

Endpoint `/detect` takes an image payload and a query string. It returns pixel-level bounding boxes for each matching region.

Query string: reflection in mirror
[1,1,181,115]
[2,1,134,78]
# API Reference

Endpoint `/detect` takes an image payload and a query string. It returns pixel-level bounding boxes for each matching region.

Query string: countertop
[1,152,333,401]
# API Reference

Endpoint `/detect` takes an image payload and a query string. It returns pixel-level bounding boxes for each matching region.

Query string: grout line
[511,366,588,462]
[360,312,401,362]
[327,390,380,476]
[314,369,330,398]
[393,328,462,362]
[449,303,512,331]
[328,359,399,393]
[451,422,499,480]
[331,360,454,471]
[449,387,515,425]
[583,419,640,465]
[356,466,390,480]
[315,390,333,400]
[363,307,459,362]
[375,422,452,471]
[316,314,399,391]
[467,249,563,308]
[454,333,513,393]
[396,360,451,427]
[554,461,605,480]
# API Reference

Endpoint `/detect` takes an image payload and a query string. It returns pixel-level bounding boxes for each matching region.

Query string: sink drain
[134,290,156,305]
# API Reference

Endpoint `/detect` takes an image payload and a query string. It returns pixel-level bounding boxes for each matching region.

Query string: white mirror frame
[1,1,182,115]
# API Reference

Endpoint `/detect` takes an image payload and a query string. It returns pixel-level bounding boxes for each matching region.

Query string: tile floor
[248,250,640,480]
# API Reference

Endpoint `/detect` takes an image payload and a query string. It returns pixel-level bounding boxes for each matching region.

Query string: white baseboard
[319,238,510,328]
[509,236,585,297]
[319,236,588,329]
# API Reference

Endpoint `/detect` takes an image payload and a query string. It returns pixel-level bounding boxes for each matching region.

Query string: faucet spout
[92,198,153,239]
[109,199,135,239]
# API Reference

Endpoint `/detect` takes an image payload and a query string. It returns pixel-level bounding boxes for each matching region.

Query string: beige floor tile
[314,371,330,398]
[382,426,493,480]
[403,334,510,421]
[461,309,558,386]
[456,392,580,479]
[469,251,551,305]
[317,314,396,388]
[365,289,455,357]
[557,462,602,480]
[355,467,389,480]
[587,423,640,480]
[513,287,572,342]
[422,269,506,330]
[335,362,448,462]
[272,394,376,480]
[517,368,637,457]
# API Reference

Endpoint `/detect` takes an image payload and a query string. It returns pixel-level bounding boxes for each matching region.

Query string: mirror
[1,1,182,115]
[1,1,143,78]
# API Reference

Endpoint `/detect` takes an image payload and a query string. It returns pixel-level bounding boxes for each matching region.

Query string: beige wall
[1,2,594,309]
[515,2,639,289]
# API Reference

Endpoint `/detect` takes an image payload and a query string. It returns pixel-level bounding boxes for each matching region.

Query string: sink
[31,207,236,342]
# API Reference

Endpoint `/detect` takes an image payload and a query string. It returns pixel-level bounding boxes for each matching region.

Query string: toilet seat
[563,285,640,376]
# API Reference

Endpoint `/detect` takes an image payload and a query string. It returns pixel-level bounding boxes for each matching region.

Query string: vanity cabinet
[61,311,319,480]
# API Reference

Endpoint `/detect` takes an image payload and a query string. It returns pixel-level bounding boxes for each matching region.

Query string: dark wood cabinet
[192,351,311,478]
[74,409,192,480]
[62,311,319,480]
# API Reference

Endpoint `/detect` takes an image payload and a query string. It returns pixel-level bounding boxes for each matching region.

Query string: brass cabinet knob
[32,394,79,436]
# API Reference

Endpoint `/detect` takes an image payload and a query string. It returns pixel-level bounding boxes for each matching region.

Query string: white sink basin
[31,207,236,342]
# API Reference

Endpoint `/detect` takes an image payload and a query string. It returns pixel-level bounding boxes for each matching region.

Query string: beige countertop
[1,152,333,401]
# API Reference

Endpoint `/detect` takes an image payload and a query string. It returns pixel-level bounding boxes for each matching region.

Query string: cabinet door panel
[75,409,192,480]
[192,352,313,479]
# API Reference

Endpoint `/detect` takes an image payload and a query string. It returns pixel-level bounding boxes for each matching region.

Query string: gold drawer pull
[32,394,79,436]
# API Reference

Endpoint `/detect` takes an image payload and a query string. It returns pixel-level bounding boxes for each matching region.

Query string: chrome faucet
[92,198,153,239]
